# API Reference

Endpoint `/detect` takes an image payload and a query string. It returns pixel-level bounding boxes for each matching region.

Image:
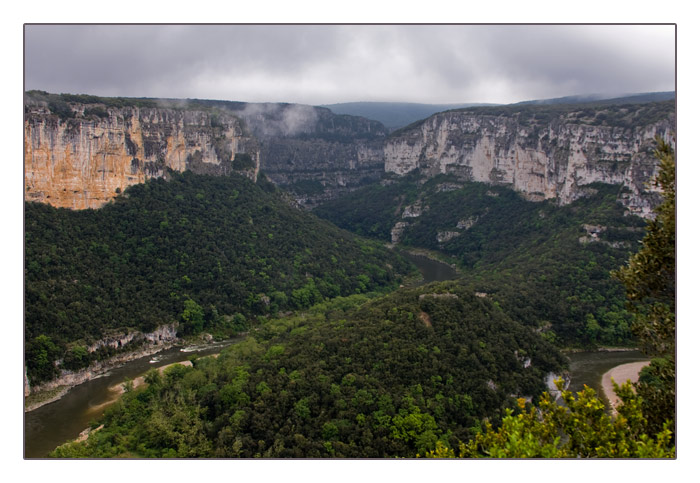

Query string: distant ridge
[322,92,675,130]
[513,91,676,106]
[319,101,497,131]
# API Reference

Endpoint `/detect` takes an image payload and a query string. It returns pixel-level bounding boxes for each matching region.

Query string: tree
[26,335,62,384]
[180,298,205,335]
[612,137,675,436]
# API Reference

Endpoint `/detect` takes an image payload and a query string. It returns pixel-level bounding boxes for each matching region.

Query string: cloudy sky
[24,23,675,106]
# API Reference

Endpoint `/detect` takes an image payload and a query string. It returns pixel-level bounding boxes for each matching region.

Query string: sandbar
[601,360,650,414]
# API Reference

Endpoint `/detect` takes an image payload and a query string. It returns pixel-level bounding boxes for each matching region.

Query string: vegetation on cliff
[424,139,676,458]
[314,173,645,347]
[388,98,676,138]
[24,171,412,385]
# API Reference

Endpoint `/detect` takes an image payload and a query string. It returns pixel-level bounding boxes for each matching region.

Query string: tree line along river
[24,252,646,457]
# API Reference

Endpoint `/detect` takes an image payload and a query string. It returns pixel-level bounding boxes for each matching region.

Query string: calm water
[400,251,459,285]
[24,339,239,458]
[566,350,648,398]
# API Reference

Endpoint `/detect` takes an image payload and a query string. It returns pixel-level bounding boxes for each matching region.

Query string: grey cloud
[24,24,675,105]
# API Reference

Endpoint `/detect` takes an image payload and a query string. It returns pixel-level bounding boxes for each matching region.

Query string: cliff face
[25,102,259,209]
[24,95,676,216]
[229,102,389,207]
[384,102,675,218]
[25,323,179,400]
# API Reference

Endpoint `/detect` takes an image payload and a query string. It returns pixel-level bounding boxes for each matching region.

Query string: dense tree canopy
[24,171,413,384]
[315,174,646,347]
[50,282,566,458]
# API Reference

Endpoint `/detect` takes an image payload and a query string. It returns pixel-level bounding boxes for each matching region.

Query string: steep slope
[24,171,413,386]
[188,99,390,207]
[24,91,260,209]
[384,100,675,218]
[314,173,647,346]
[24,93,675,215]
[24,92,391,210]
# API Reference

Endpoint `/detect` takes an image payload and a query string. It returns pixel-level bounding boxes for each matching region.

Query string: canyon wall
[221,102,389,208]
[384,101,676,218]
[24,101,260,209]
[24,95,676,217]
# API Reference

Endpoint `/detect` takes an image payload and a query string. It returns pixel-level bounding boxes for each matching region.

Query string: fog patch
[237,103,319,138]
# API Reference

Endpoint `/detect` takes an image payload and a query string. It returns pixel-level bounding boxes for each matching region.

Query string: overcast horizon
[24,24,676,107]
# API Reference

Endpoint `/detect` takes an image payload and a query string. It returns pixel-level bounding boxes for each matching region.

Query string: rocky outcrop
[24,99,259,209]
[390,221,409,245]
[86,323,178,353]
[436,231,460,244]
[24,95,676,216]
[384,101,675,218]
[25,323,179,405]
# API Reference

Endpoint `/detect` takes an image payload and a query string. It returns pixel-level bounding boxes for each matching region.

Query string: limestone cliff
[25,97,259,209]
[189,100,389,208]
[384,100,675,218]
[25,323,179,408]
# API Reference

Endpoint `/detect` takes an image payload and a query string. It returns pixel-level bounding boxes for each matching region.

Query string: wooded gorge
[314,174,646,347]
[24,93,675,459]
[25,172,412,384]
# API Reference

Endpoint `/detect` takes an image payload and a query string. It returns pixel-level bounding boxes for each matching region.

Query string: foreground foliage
[425,381,674,458]
[613,138,676,438]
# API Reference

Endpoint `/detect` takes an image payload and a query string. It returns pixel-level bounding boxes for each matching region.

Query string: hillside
[314,173,647,346]
[51,281,566,458]
[24,171,413,386]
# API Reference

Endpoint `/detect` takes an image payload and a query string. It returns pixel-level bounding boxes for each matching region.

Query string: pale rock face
[26,323,180,396]
[390,221,410,244]
[436,231,460,243]
[456,216,478,230]
[384,110,675,218]
[24,105,259,209]
[86,323,179,353]
[401,201,424,218]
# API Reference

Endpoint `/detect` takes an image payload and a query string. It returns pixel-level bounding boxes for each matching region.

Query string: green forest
[314,173,647,347]
[50,282,566,458]
[25,171,413,384]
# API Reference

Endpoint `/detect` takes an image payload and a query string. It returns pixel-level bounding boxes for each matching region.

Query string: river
[565,349,648,403]
[400,251,459,284]
[24,339,239,458]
